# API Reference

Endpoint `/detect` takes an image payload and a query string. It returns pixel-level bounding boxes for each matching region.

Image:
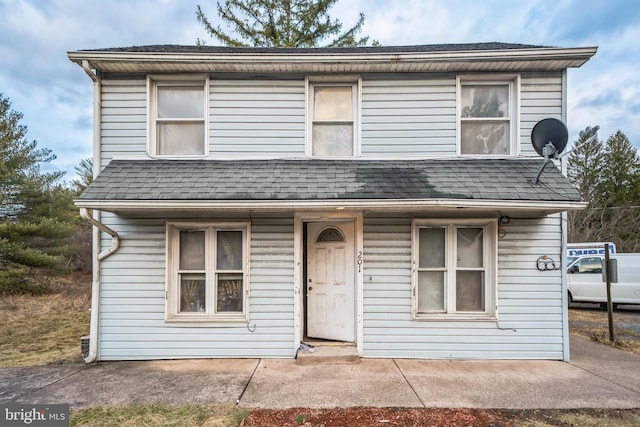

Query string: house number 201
[357,251,363,273]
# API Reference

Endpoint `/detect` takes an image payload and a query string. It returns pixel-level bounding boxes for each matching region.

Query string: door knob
[309,286,313,291]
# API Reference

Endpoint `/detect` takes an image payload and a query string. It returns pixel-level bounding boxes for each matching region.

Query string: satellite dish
[531,118,568,157]
[530,118,568,185]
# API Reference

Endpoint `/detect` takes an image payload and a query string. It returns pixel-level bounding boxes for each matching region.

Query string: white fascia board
[75,198,587,214]
[68,46,597,72]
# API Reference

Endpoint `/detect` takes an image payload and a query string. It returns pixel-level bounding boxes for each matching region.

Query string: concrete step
[296,344,360,365]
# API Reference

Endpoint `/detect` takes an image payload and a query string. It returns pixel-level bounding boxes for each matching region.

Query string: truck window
[570,257,603,274]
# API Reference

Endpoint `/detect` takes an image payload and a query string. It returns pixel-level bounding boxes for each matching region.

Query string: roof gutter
[68,46,597,65]
[67,46,598,73]
[75,198,588,214]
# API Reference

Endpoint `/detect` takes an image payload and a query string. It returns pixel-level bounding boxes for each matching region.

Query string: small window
[149,77,208,156]
[308,80,359,157]
[167,222,249,322]
[459,77,517,156]
[570,257,603,274]
[413,220,496,319]
[316,227,345,242]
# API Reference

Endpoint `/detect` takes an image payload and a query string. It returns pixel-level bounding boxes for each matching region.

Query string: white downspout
[81,60,106,363]
[80,208,120,363]
[82,60,101,177]
[560,68,571,362]
[79,208,121,261]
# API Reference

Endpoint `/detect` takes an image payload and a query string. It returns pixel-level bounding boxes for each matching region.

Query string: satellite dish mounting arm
[531,142,559,185]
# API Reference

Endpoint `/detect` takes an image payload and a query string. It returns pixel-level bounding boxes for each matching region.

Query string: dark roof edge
[74,42,552,54]
[67,42,598,73]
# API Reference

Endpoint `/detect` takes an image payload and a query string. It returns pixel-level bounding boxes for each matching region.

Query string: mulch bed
[243,408,506,426]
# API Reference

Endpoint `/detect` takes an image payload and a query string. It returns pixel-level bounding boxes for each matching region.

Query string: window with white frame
[412,219,496,318]
[459,77,517,155]
[149,77,208,156]
[166,222,249,321]
[308,80,359,156]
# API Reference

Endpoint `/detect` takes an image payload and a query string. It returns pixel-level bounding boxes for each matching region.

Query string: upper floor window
[307,78,360,157]
[148,76,209,156]
[412,219,497,319]
[458,76,518,156]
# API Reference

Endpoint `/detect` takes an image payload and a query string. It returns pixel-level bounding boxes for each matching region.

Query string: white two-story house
[69,42,596,362]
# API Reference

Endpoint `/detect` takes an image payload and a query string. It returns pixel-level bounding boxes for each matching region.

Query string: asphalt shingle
[79,158,581,203]
[84,42,548,55]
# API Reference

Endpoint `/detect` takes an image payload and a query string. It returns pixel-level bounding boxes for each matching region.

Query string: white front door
[307,221,355,342]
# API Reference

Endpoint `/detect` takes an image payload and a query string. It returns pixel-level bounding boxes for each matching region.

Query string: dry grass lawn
[569,306,640,355]
[0,272,91,367]
[70,404,245,427]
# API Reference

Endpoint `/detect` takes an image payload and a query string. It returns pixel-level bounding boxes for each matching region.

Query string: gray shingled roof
[79,158,580,203]
[69,42,597,74]
[83,42,548,55]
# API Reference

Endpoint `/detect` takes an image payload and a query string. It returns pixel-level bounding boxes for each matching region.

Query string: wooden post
[604,243,615,342]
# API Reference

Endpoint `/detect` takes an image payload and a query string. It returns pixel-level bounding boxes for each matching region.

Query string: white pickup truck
[567,253,640,306]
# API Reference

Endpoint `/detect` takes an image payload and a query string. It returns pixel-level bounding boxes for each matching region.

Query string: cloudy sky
[1,0,638,180]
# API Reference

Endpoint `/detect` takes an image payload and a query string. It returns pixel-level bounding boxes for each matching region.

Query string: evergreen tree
[567,126,604,203]
[71,157,93,194]
[567,128,640,252]
[70,158,94,272]
[598,130,640,207]
[196,0,377,47]
[0,95,63,220]
[0,93,77,294]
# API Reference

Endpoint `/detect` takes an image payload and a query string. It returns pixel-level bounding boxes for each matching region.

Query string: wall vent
[80,336,90,359]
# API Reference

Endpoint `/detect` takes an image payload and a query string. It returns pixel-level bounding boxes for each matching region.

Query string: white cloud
[343,0,640,147]
[565,17,640,144]
[0,0,208,179]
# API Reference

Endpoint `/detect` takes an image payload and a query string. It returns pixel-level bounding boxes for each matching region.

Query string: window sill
[308,154,360,159]
[150,154,208,159]
[412,315,497,322]
[457,154,515,158]
[165,315,248,326]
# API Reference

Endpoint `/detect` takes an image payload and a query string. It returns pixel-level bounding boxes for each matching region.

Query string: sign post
[604,243,615,342]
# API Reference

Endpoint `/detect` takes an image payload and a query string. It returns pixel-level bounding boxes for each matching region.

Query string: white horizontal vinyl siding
[97,212,295,360]
[362,214,564,359]
[97,73,565,161]
[210,79,305,156]
[99,77,306,163]
[361,76,457,156]
[520,71,564,156]
[100,78,147,169]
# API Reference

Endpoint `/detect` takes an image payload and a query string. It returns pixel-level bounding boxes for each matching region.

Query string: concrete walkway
[1,335,639,409]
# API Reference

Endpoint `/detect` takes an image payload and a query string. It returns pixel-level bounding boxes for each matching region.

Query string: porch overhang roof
[68,43,597,74]
[76,158,586,217]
